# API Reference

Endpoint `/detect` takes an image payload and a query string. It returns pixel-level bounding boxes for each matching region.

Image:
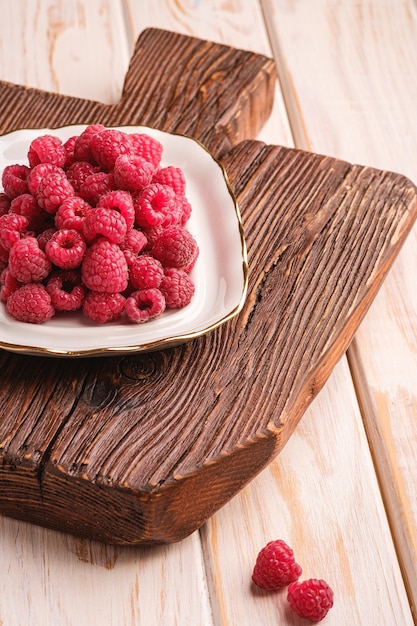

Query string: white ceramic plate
[0,125,248,356]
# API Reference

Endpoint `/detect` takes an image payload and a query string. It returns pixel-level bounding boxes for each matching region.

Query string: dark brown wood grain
[0,29,416,544]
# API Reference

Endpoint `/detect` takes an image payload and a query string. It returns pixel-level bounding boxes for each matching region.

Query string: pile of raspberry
[0,124,199,324]
[252,539,334,622]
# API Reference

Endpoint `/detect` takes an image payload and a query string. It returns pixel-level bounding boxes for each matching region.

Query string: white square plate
[0,125,248,356]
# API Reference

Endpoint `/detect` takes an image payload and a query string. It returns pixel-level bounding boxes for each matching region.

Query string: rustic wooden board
[0,28,416,545]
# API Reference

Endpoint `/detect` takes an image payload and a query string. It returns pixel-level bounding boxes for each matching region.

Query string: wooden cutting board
[0,28,416,545]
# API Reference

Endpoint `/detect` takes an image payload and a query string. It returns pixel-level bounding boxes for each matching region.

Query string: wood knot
[119,352,168,381]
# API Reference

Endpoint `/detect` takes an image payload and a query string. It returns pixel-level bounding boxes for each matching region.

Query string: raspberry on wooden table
[252,540,302,590]
[287,579,334,622]
[8,236,52,283]
[6,283,54,323]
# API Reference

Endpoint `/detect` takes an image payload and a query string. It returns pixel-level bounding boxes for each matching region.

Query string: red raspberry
[46,269,85,311]
[10,193,45,231]
[2,163,30,198]
[27,163,65,195]
[45,229,87,269]
[6,282,55,323]
[125,288,165,323]
[114,153,154,192]
[79,171,115,205]
[151,224,199,270]
[90,129,131,171]
[252,540,302,590]
[82,290,126,323]
[82,207,127,244]
[73,124,105,163]
[129,133,163,168]
[62,135,77,168]
[8,236,52,283]
[54,196,92,231]
[0,213,28,250]
[129,255,163,290]
[36,171,74,213]
[120,228,148,263]
[176,196,192,225]
[152,166,186,196]
[134,183,176,228]
[160,267,195,308]
[287,579,334,623]
[0,268,21,301]
[97,190,135,229]
[81,237,128,293]
[0,193,11,216]
[65,161,98,192]
[27,134,66,168]
[37,227,57,251]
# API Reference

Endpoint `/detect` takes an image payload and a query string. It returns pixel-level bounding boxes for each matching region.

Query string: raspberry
[81,237,128,293]
[134,183,176,228]
[65,161,98,192]
[97,190,135,229]
[82,207,127,244]
[0,268,21,301]
[46,269,85,311]
[114,153,154,192]
[79,171,115,205]
[120,228,148,262]
[8,236,52,283]
[287,579,334,623]
[10,193,45,231]
[54,196,92,231]
[6,282,55,323]
[82,290,126,323]
[73,124,105,163]
[27,134,67,168]
[151,224,199,270]
[125,288,165,323]
[129,255,163,290]
[90,129,131,171]
[0,193,11,216]
[129,133,163,168]
[176,196,192,225]
[2,163,30,198]
[252,540,302,590]
[37,227,57,251]
[160,267,195,308]
[45,229,87,269]
[36,171,74,213]
[27,163,65,195]
[152,166,186,196]
[62,135,77,168]
[0,213,28,250]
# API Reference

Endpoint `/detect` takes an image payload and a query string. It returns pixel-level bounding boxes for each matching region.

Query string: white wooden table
[1,1,416,624]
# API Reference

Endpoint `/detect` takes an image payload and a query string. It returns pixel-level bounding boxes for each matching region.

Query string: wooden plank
[202,360,414,625]
[261,0,417,614]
